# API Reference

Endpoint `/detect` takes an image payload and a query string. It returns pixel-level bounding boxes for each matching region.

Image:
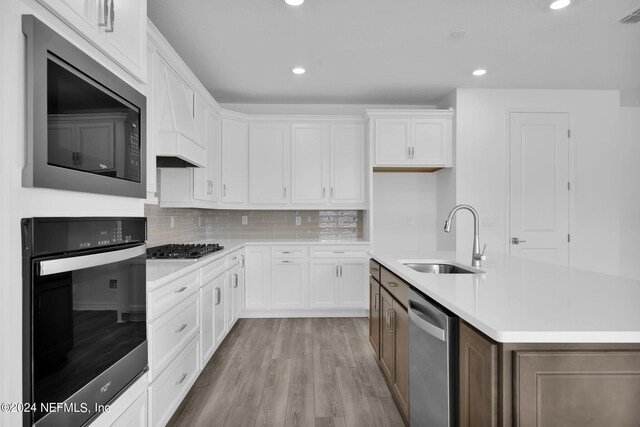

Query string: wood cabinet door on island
[459,321,499,427]
[380,287,395,382]
[369,276,380,358]
[392,299,409,419]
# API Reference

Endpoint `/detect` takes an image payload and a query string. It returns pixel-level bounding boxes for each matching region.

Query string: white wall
[617,107,640,279]
[372,173,438,253]
[1,2,144,424]
[452,89,627,276]
[435,91,458,251]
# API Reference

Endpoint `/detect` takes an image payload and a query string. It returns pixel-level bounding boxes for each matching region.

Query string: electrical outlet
[109,279,118,290]
[241,216,248,225]
[295,216,301,226]
[170,216,175,228]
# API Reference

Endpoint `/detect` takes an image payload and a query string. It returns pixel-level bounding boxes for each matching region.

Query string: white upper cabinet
[249,124,291,204]
[36,0,147,82]
[369,110,454,168]
[221,117,249,204]
[291,125,328,204]
[330,124,366,204]
[193,94,219,203]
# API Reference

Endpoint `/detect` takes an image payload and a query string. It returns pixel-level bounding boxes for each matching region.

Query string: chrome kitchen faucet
[444,204,487,268]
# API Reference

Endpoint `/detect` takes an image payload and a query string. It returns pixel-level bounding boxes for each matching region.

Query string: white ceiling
[148,0,640,105]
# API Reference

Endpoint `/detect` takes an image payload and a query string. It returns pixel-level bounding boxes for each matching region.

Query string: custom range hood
[155,60,205,168]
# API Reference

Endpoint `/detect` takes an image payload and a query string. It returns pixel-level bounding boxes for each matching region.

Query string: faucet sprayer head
[444,219,452,233]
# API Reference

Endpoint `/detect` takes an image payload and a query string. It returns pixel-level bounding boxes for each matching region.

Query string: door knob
[511,237,527,245]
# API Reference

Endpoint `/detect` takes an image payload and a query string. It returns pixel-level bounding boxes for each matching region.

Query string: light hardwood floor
[167,318,405,427]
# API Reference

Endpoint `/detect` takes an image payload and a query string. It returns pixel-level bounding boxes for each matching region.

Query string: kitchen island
[369,250,640,427]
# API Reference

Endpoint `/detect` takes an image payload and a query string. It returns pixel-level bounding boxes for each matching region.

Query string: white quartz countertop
[147,239,370,289]
[370,250,640,344]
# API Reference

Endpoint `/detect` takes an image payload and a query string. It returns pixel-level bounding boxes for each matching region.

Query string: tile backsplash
[145,205,363,247]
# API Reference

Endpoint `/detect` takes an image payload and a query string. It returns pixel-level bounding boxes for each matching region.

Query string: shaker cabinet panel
[249,124,290,204]
[379,287,395,381]
[374,120,411,165]
[221,118,249,203]
[291,125,327,204]
[330,124,365,204]
[412,118,452,166]
[244,246,271,309]
[459,321,498,427]
[339,259,368,308]
[309,260,340,308]
[369,277,381,358]
[271,259,309,309]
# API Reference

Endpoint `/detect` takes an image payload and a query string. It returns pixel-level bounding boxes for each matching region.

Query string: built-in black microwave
[22,15,146,198]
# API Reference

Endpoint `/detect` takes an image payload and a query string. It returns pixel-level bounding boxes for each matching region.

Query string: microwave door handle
[38,244,146,276]
[408,302,447,342]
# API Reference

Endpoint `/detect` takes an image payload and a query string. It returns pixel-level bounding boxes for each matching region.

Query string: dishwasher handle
[408,302,447,342]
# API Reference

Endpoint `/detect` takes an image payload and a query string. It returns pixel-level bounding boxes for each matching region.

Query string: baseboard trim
[240,309,368,318]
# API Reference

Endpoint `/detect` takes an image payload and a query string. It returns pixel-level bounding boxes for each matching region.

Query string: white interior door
[509,112,569,265]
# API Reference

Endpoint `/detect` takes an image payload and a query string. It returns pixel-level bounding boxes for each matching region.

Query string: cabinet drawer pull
[106,0,115,32]
[374,293,379,311]
[174,286,187,294]
[175,323,188,334]
[333,251,344,254]
[215,287,221,305]
[233,274,239,288]
[99,0,108,26]
[281,260,294,264]
[386,309,395,332]
[281,251,293,254]
[370,267,379,272]
[176,373,188,386]
[387,281,399,288]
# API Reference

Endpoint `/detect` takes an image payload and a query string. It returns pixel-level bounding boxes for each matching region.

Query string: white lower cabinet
[309,258,368,309]
[110,389,147,427]
[244,246,271,309]
[149,337,200,427]
[148,293,199,381]
[200,280,215,366]
[244,244,369,315]
[271,258,309,309]
[213,273,228,348]
[229,262,244,327]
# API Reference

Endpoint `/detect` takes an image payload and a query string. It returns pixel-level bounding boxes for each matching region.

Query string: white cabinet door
[110,389,147,427]
[271,259,309,309]
[244,246,270,309]
[226,271,234,329]
[339,259,368,308]
[291,125,328,204]
[374,119,411,165]
[200,282,215,366]
[229,263,243,325]
[249,124,290,204]
[205,108,220,202]
[221,118,249,204]
[192,93,209,201]
[412,118,452,166]
[212,273,227,348]
[309,260,339,308]
[36,0,147,82]
[101,0,147,81]
[330,124,365,204]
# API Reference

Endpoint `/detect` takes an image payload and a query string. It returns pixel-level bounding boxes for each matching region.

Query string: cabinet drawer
[202,256,226,284]
[227,249,245,268]
[111,389,147,427]
[149,294,199,381]
[370,259,381,282]
[271,246,308,258]
[380,267,409,308]
[310,245,369,258]
[149,337,199,427]
[148,270,199,322]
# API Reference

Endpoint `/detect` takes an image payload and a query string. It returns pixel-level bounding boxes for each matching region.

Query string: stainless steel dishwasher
[408,288,458,426]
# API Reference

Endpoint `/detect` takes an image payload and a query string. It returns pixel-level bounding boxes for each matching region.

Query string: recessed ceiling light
[292,67,306,75]
[472,69,487,76]
[549,0,571,10]
[285,0,304,6]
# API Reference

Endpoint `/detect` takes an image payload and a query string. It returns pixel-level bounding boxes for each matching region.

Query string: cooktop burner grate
[146,243,224,259]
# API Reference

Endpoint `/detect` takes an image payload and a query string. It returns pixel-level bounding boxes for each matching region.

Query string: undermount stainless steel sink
[403,262,478,274]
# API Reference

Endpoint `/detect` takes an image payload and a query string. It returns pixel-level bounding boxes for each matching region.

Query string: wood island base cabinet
[369,260,640,427]
[459,320,640,427]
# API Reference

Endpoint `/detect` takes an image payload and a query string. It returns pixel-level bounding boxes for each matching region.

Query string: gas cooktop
[146,243,224,259]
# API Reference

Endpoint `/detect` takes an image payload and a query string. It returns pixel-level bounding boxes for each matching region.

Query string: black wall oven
[22,217,147,426]
[22,15,146,198]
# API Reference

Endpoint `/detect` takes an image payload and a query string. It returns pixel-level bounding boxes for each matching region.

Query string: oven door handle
[38,244,146,276]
